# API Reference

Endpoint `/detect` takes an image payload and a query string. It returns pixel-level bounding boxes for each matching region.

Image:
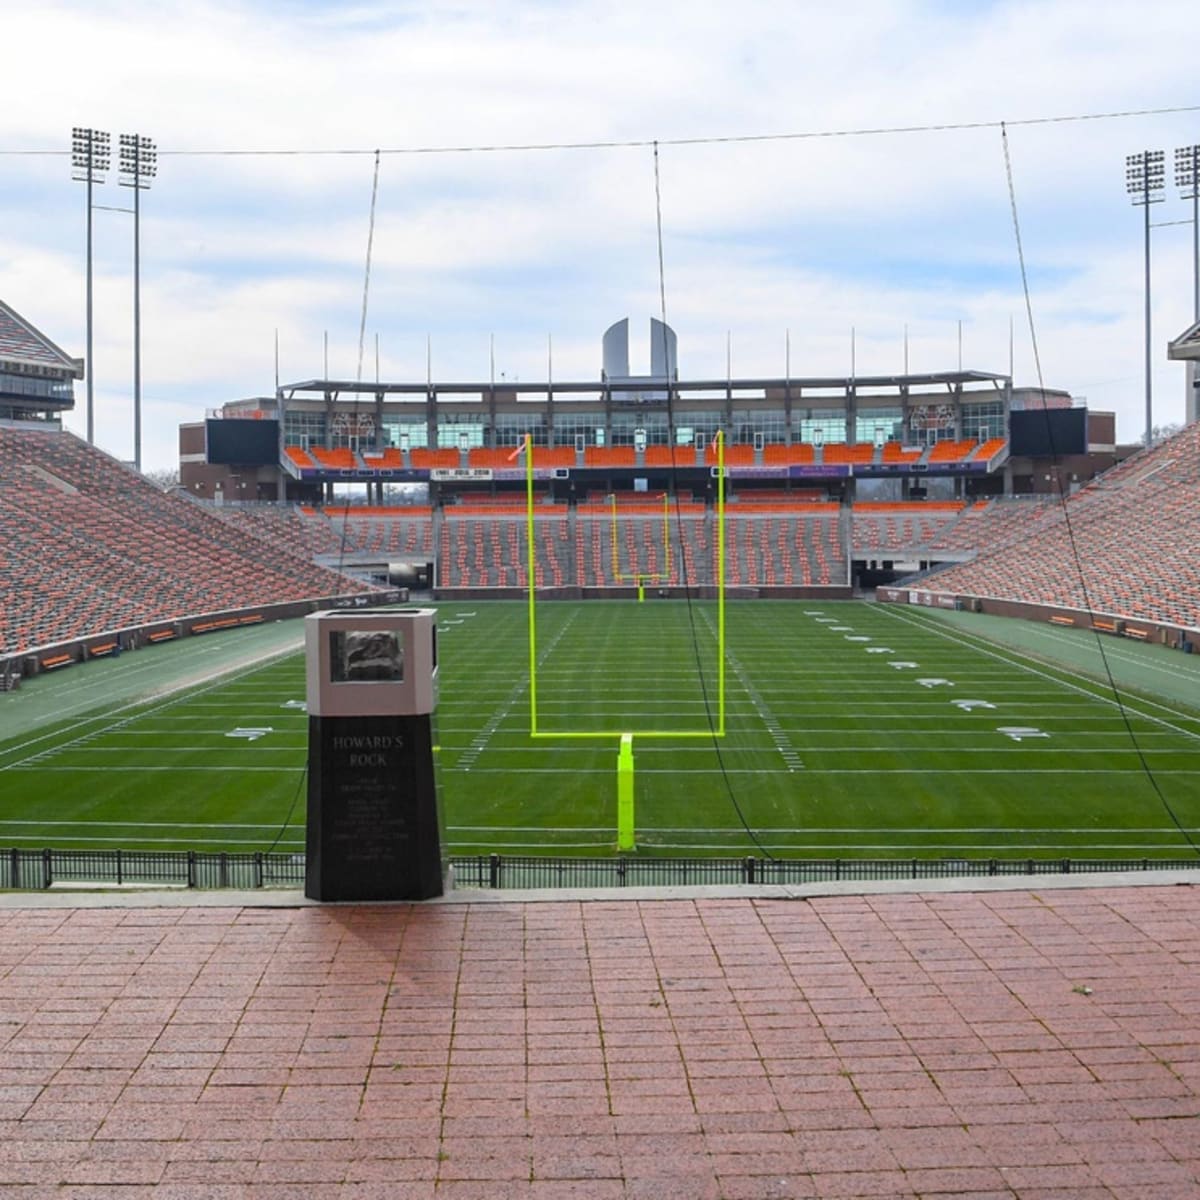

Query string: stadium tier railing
[2,848,1197,891]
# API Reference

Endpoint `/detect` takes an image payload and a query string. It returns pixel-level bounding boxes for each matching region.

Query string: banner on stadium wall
[788,464,850,478]
[489,468,556,481]
[431,468,493,481]
[724,466,789,479]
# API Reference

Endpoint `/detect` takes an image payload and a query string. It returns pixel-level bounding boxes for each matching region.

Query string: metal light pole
[1126,151,1165,446]
[119,134,156,474]
[71,128,110,446]
[1177,144,1200,323]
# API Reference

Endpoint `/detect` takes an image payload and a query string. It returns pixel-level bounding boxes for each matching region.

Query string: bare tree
[143,467,180,490]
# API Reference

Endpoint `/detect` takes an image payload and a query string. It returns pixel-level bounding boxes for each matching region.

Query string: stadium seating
[0,427,377,656]
[532,447,574,469]
[410,448,461,469]
[881,441,923,464]
[361,447,406,468]
[822,442,876,465]
[583,446,636,467]
[467,447,521,469]
[703,442,755,467]
[971,437,1007,461]
[309,446,358,469]
[644,445,696,467]
[919,423,1200,627]
[763,442,816,465]
[284,445,316,469]
[437,511,568,589]
[925,438,979,463]
[851,501,966,554]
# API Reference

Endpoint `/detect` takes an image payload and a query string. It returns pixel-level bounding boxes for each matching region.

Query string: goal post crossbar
[524,432,727,741]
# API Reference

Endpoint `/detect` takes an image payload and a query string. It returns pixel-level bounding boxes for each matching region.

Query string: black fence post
[219,852,228,890]
[489,854,500,890]
[255,853,264,888]
[187,850,196,889]
[8,846,17,889]
[116,848,123,887]
[744,857,756,884]
[42,848,52,889]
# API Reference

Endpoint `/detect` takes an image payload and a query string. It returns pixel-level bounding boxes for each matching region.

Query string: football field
[1,600,1199,860]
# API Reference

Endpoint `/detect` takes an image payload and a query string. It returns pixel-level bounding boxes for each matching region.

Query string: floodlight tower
[1126,151,1165,446]
[71,127,110,446]
[119,134,156,473]
[1177,144,1200,323]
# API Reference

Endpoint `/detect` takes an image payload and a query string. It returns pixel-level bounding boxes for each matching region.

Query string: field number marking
[998,726,1050,741]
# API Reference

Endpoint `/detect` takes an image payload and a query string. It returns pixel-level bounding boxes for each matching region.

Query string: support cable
[265,151,385,862]
[653,141,776,860]
[1000,121,1198,857]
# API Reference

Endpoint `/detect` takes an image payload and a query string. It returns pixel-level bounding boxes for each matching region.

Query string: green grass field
[2,600,1199,861]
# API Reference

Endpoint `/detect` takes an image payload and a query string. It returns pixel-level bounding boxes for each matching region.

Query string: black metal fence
[2,847,1198,893]
[1,848,306,891]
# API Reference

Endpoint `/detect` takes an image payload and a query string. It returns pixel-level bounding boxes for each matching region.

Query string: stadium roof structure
[0,299,83,422]
[0,299,84,378]
[1167,317,1200,361]
[278,367,1010,401]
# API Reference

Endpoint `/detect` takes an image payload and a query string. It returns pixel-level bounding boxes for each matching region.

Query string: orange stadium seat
[583,446,636,467]
[822,442,876,465]
[410,448,461,469]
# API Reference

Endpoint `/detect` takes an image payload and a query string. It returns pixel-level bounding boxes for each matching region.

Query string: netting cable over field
[652,141,775,860]
[999,122,1200,859]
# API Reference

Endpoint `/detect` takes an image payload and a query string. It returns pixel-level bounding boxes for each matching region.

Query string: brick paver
[0,886,1197,1197]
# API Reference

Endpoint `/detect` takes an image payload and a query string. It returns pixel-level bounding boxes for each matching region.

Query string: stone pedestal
[303,609,444,901]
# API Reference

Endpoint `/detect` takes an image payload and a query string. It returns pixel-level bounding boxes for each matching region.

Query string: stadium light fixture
[119,134,157,474]
[1176,144,1200,323]
[1126,150,1165,446]
[71,127,110,447]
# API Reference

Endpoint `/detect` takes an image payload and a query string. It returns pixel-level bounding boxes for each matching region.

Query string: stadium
[2,300,1198,883]
[3,11,1200,1187]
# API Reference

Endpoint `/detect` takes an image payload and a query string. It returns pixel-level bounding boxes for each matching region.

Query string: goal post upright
[523,433,538,735]
[716,429,726,737]
[524,428,728,849]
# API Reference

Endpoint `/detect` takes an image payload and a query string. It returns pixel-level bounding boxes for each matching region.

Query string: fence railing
[2,848,1198,893]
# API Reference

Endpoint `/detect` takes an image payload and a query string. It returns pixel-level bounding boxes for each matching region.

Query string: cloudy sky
[2,0,1198,471]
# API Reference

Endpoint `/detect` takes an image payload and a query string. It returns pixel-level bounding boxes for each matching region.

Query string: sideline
[0,619,306,746]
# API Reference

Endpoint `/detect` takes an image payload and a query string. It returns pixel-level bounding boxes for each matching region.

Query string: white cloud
[2,0,1199,470]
